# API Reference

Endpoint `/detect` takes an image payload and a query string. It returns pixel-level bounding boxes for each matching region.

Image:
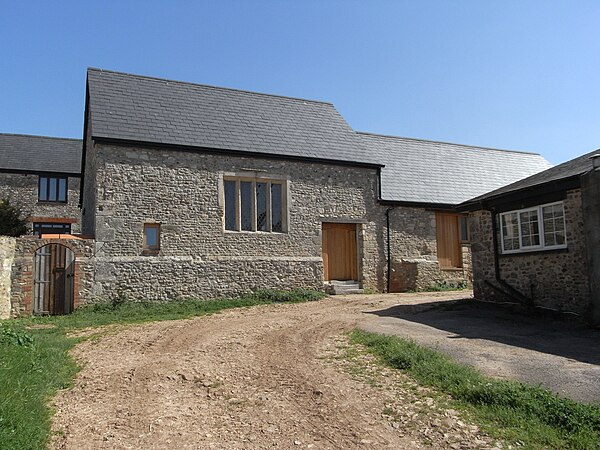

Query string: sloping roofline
[459,150,600,211]
[356,131,541,157]
[0,132,82,175]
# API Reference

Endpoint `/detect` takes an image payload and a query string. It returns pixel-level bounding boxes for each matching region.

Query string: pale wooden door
[322,223,358,281]
[436,213,462,269]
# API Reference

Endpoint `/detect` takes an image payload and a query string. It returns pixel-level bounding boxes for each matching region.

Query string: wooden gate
[33,244,75,315]
[322,223,358,281]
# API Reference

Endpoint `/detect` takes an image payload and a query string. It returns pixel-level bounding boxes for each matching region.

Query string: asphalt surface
[359,295,600,404]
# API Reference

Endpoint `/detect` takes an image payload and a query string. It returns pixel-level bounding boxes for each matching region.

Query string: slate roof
[86,68,379,167]
[462,149,600,206]
[357,132,552,205]
[0,133,82,174]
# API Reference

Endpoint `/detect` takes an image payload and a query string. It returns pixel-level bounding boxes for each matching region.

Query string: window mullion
[235,180,241,231]
[251,182,257,232]
[538,206,546,248]
[266,182,272,232]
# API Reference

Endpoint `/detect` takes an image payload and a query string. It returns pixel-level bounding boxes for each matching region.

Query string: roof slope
[87,68,379,166]
[0,133,82,174]
[463,149,599,205]
[357,132,552,205]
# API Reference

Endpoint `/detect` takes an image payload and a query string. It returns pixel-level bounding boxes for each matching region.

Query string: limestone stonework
[0,236,16,319]
[387,207,471,292]
[469,189,591,314]
[81,143,383,300]
[0,172,81,233]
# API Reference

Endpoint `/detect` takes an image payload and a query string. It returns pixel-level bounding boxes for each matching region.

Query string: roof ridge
[356,131,541,156]
[87,67,334,106]
[0,132,82,142]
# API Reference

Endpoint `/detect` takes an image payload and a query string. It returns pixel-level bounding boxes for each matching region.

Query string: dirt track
[51,293,498,450]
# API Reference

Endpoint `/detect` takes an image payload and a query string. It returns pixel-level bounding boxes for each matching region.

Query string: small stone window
[499,202,566,254]
[39,176,67,203]
[143,223,160,253]
[223,177,286,233]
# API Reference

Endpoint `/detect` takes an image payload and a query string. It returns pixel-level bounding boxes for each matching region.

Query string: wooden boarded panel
[34,244,74,315]
[322,223,357,281]
[436,213,462,269]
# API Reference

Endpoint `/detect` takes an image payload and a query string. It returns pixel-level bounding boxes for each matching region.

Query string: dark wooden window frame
[32,222,72,236]
[38,175,68,203]
[222,176,287,233]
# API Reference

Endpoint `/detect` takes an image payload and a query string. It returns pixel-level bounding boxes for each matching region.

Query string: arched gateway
[33,244,75,315]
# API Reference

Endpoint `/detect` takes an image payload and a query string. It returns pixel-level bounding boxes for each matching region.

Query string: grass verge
[350,329,600,450]
[0,289,325,450]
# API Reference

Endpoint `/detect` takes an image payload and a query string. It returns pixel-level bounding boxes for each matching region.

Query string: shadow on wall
[365,299,600,366]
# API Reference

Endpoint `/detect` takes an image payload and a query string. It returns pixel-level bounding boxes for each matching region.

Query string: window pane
[271,183,282,232]
[256,182,267,231]
[542,204,566,247]
[224,180,237,231]
[58,178,67,202]
[459,216,469,242]
[39,177,47,200]
[49,177,57,201]
[519,209,539,247]
[145,226,158,247]
[501,213,519,251]
[240,181,252,231]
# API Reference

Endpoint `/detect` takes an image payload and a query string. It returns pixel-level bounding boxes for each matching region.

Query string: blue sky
[1,1,599,165]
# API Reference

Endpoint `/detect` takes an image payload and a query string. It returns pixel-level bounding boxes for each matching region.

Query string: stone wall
[82,143,383,300]
[387,207,471,292]
[581,167,600,324]
[0,236,16,319]
[0,172,81,233]
[469,189,591,314]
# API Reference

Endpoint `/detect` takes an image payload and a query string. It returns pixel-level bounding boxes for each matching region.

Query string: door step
[325,280,364,295]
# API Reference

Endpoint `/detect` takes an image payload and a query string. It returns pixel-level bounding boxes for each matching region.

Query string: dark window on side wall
[32,222,71,235]
[39,176,67,202]
[459,216,469,243]
[143,223,160,251]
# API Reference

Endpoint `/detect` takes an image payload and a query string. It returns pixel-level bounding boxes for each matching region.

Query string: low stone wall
[92,256,323,301]
[6,236,94,317]
[0,236,16,319]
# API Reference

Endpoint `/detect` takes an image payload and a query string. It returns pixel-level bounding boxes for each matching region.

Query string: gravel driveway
[49,291,599,449]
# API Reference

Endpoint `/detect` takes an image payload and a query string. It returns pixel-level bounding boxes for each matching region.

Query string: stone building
[78,68,551,302]
[459,151,600,324]
[0,133,82,234]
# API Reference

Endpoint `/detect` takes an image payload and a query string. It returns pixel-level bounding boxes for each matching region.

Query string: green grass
[0,289,325,450]
[350,330,600,449]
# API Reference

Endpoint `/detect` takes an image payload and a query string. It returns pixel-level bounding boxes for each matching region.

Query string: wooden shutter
[436,213,462,269]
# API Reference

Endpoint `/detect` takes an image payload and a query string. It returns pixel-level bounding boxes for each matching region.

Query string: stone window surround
[38,174,68,203]
[218,171,290,234]
[499,201,567,254]
[142,222,161,255]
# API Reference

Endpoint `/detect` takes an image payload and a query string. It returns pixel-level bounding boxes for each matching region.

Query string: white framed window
[499,202,566,254]
[222,176,287,233]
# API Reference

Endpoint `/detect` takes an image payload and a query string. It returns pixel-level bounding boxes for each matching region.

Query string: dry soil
[50,292,499,450]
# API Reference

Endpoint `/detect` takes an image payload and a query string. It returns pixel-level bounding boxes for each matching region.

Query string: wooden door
[322,223,358,281]
[33,244,75,315]
[436,213,462,269]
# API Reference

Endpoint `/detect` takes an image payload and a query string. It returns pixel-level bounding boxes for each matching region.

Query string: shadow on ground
[366,299,600,366]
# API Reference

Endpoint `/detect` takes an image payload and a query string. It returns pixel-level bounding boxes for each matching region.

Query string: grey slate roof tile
[87,68,554,206]
[0,133,82,174]
[87,68,379,167]
[357,132,552,205]
[463,149,599,204]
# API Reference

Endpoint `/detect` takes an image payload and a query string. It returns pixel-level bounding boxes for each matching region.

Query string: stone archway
[33,243,75,315]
